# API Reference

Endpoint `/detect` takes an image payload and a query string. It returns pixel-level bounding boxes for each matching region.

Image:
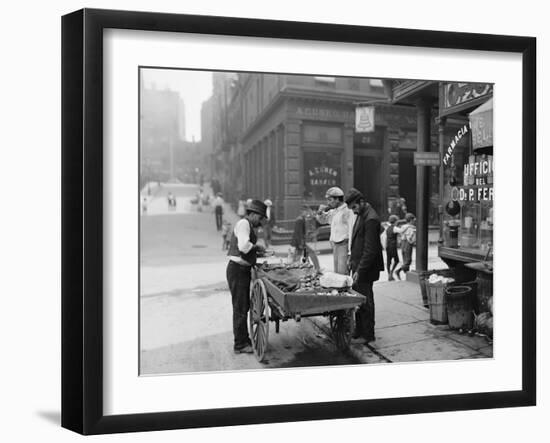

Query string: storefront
[241,96,419,222]
[437,83,493,312]
[438,84,493,262]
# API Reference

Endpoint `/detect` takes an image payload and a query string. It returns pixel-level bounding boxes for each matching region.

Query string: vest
[227,219,258,265]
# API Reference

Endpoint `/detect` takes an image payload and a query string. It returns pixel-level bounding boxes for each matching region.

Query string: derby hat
[247,199,268,218]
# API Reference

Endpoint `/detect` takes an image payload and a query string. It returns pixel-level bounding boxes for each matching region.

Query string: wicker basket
[418,268,455,308]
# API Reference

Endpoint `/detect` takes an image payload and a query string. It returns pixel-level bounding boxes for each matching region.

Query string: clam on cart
[248,260,366,362]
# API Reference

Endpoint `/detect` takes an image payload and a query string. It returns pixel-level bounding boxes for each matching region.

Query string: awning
[469,98,493,150]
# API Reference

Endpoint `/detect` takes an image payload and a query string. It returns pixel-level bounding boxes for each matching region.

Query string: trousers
[352,278,375,340]
[215,206,223,231]
[226,261,252,350]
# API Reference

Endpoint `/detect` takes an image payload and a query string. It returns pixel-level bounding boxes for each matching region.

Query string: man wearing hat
[316,186,354,275]
[226,199,267,354]
[345,188,384,343]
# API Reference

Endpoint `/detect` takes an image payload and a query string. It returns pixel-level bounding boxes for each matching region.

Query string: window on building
[303,151,342,201]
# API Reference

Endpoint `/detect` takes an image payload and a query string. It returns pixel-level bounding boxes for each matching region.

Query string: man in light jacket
[317,187,354,275]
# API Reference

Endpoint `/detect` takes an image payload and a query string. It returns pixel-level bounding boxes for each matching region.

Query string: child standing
[385,215,400,281]
[393,213,416,280]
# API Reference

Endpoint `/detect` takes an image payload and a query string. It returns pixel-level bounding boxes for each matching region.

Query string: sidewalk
[310,280,493,364]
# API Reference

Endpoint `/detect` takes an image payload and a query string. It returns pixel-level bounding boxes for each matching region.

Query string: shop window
[303,151,342,201]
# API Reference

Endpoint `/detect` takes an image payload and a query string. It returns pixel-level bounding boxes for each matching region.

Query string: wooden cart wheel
[331,309,353,351]
[249,279,270,362]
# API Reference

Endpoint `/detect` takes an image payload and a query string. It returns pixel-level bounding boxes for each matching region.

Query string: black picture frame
[61,8,536,435]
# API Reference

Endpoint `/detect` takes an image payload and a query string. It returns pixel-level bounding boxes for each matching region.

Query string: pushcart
[248,263,366,362]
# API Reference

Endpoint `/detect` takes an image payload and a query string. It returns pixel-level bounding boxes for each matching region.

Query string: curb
[308,317,389,365]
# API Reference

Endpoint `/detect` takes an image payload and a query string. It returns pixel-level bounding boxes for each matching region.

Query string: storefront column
[343,122,355,191]
[437,116,447,244]
[415,97,432,273]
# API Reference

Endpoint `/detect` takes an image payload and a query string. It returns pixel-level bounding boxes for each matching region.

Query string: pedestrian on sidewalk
[197,188,204,212]
[316,187,354,275]
[226,199,267,354]
[385,215,400,280]
[262,199,275,248]
[346,188,384,344]
[213,192,224,231]
[393,212,416,280]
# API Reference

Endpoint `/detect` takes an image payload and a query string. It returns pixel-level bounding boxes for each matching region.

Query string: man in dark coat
[346,188,384,343]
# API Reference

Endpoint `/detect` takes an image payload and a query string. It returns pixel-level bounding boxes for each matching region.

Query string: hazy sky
[142,68,213,142]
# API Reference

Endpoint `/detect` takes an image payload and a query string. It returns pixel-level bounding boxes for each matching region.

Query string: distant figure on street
[346,188,384,344]
[262,199,275,248]
[384,215,400,281]
[213,192,224,231]
[167,192,176,209]
[142,197,148,214]
[316,186,354,275]
[197,188,204,212]
[393,213,416,280]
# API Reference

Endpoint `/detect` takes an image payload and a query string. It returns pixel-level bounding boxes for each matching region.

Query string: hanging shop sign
[355,106,375,133]
[439,83,493,117]
[414,152,441,166]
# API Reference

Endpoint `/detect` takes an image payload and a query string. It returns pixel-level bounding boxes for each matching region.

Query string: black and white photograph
[139,69,495,375]
[3,0,546,441]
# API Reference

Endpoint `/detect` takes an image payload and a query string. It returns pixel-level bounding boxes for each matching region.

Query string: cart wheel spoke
[248,279,269,362]
[333,309,353,351]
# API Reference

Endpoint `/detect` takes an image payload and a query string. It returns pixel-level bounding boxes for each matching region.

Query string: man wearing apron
[226,199,267,353]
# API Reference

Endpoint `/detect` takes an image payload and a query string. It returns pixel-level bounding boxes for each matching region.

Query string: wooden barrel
[475,272,493,313]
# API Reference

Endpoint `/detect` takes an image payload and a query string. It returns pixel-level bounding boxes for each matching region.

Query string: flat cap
[325,187,344,198]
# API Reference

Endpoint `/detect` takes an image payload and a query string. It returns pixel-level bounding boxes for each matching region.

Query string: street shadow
[36,410,61,426]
